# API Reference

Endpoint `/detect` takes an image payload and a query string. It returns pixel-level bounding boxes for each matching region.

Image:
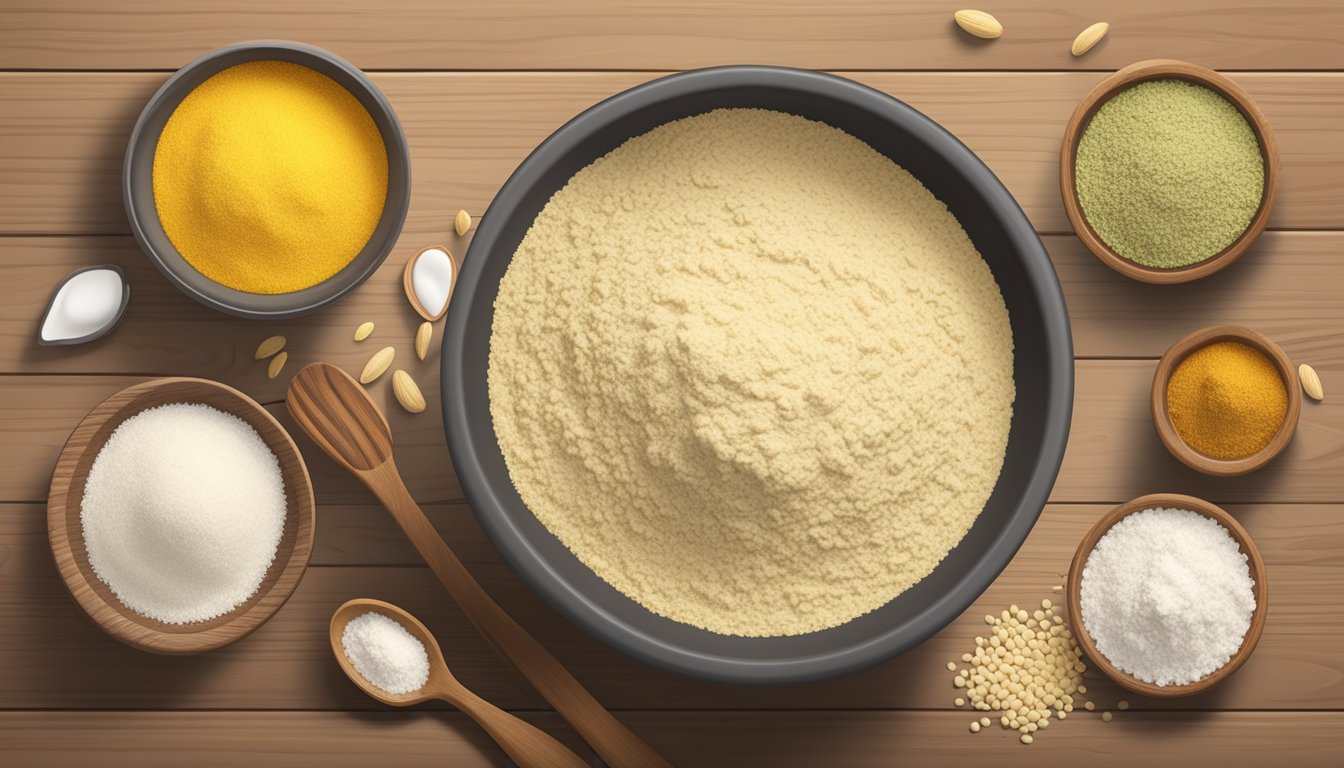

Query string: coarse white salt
[1079,507,1255,686]
[341,612,431,695]
[80,403,286,624]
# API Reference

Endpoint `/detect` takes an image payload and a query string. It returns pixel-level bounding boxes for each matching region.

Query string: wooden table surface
[2,2,1342,766]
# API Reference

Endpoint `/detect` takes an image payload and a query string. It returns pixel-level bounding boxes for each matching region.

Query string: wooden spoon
[331,598,588,768]
[287,363,670,768]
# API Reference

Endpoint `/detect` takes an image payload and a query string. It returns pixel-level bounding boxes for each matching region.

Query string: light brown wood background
[1,2,1341,766]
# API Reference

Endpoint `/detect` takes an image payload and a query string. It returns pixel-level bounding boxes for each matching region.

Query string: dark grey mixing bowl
[124,41,410,319]
[443,67,1072,685]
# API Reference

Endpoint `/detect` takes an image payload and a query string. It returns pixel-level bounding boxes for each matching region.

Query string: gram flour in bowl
[488,109,1014,637]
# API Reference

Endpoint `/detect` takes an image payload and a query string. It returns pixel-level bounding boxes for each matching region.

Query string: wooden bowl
[47,377,316,654]
[1059,59,1279,284]
[1067,493,1268,697]
[1152,325,1301,476]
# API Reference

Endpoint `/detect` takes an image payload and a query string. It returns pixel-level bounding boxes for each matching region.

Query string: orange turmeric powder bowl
[1152,325,1301,476]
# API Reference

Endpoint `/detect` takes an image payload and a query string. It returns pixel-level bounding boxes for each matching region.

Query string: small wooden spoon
[287,363,669,768]
[331,598,588,768]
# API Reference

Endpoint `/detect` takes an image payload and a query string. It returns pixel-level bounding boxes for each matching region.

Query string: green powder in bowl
[1074,79,1265,269]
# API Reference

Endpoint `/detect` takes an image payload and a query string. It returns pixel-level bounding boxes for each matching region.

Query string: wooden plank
[5,1,1344,71]
[6,232,1344,376]
[1,710,1341,768]
[2,501,1339,710]
[3,357,1342,505]
[0,376,457,504]
[2,72,1343,236]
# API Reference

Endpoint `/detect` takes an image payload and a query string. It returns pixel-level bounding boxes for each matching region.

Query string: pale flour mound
[489,108,1014,637]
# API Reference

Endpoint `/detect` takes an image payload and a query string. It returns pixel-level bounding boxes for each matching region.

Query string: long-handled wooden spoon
[288,363,670,768]
[331,598,589,768]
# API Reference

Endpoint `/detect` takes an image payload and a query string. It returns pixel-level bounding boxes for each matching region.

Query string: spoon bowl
[329,598,589,768]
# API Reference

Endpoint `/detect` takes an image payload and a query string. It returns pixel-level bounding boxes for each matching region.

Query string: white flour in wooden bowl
[489,109,1014,637]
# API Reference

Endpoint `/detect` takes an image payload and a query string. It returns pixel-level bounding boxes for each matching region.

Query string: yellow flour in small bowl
[489,109,1014,637]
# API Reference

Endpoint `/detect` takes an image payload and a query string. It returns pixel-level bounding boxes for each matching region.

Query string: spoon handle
[360,460,671,768]
[444,685,590,768]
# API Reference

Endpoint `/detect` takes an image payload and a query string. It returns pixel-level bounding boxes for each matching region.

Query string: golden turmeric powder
[153,60,387,294]
[1166,341,1287,459]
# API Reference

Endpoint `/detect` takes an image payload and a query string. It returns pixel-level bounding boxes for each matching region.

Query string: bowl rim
[442,65,1074,684]
[122,40,411,319]
[1151,324,1301,476]
[1066,493,1269,697]
[1059,58,1280,285]
[46,377,316,654]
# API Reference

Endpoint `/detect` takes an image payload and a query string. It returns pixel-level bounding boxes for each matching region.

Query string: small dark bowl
[442,67,1074,685]
[124,41,410,319]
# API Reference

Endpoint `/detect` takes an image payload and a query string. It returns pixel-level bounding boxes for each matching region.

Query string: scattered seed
[947,661,958,671]
[354,322,375,341]
[392,369,427,413]
[1102,711,1113,722]
[455,209,473,237]
[415,321,433,361]
[1085,701,1095,711]
[1118,700,1129,710]
[980,717,991,727]
[1071,21,1109,57]
[1300,363,1324,400]
[1020,733,1033,745]
[360,346,395,384]
[954,9,1003,39]
[955,697,965,707]
[266,351,287,380]
[254,335,285,359]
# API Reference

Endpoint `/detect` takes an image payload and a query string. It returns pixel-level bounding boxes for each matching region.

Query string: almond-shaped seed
[392,369,426,413]
[254,335,286,359]
[354,321,375,342]
[954,10,1003,39]
[267,351,288,380]
[415,321,433,361]
[455,209,472,237]
[1300,363,1324,400]
[1071,22,1108,56]
[360,346,395,384]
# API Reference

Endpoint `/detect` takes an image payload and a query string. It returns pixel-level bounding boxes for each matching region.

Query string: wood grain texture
[3,358,1341,505]
[4,1,1344,71]
[2,502,1339,711]
[2,710,1342,768]
[3,72,1344,236]
[5,232,1343,376]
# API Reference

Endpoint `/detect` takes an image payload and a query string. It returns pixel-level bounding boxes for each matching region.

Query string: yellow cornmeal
[153,60,387,294]
[489,109,1015,637]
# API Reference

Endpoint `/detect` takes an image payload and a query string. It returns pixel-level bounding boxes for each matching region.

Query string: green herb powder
[1074,79,1264,269]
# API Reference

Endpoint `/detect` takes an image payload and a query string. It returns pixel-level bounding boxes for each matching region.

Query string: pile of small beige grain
[489,109,1014,637]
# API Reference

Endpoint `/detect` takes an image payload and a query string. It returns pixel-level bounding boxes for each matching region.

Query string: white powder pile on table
[489,108,1015,637]
[1079,507,1256,686]
[341,612,431,695]
[80,403,287,624]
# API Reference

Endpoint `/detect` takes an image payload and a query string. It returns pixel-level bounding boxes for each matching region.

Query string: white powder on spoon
[341,612,431,695]
[1079,507,1256,686]
[80,403,287,624]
